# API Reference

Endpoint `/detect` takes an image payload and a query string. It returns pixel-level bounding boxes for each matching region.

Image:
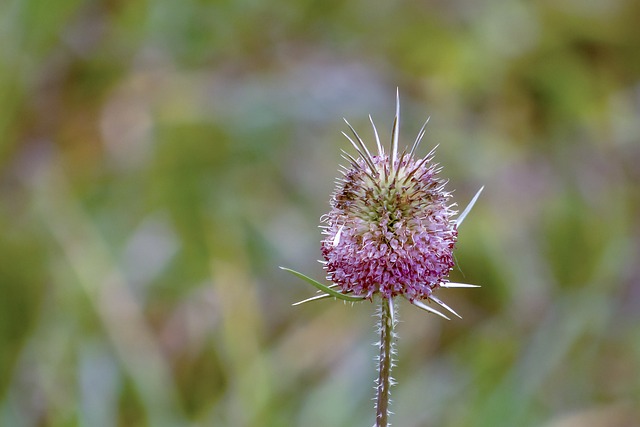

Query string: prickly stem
[376,297,395,427]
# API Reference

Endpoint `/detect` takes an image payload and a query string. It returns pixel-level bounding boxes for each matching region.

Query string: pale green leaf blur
[1,0,639,426]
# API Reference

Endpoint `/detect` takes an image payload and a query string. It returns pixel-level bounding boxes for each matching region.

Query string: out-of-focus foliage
[1,0,639,426]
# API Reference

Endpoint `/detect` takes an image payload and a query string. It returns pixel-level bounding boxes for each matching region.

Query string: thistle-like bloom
[317,92,482,318]
[321,129,455,302]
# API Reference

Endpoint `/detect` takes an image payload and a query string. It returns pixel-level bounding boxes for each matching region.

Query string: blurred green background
[1,0,639,426]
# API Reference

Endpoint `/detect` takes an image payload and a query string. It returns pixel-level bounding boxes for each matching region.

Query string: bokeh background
[1,0,640,426]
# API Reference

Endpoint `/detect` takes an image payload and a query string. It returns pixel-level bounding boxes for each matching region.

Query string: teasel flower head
[281,90,482,319]
[318,92,481,317]
[321,128,455,301]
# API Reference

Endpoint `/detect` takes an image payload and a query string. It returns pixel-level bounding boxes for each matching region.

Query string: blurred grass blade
[280,267,366,303]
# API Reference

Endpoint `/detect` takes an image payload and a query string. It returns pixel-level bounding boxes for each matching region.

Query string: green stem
[375,297,394,427]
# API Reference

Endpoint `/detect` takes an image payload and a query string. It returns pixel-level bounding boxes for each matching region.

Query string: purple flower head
[321,95,457,302]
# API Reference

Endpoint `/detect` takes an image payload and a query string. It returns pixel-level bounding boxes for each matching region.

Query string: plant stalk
[375,297,394,427]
